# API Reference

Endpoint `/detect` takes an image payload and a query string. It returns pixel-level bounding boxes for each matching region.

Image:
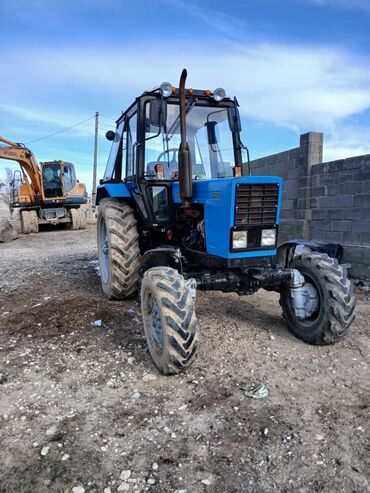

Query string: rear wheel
[20,210,39,234]
[78,208,87,229]
[280,252,355,345]
[141,267,199,374]
[97,199,140,299]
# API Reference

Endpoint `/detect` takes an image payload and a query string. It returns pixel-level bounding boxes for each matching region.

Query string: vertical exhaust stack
[178,69,192,205]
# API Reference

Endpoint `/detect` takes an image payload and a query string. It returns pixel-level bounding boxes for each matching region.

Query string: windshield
[145,102,236,180]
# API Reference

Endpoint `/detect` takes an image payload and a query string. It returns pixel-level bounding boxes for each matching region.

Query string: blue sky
[1,0,370,191]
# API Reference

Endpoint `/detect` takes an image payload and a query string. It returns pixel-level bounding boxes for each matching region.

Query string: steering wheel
[157,148,179,163]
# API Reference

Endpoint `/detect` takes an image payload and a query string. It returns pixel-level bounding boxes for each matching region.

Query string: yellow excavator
[0,136,87,233]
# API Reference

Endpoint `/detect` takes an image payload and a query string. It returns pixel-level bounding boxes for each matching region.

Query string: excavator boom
[0,136,43,198]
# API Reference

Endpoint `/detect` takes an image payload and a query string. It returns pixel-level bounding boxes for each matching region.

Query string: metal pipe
[178,69,192,203]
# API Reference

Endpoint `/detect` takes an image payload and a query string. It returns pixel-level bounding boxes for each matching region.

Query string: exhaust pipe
[178,69,192,204]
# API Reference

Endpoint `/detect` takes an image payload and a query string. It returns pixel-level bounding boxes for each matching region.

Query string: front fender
[140,247,181,274]
[277,239,343,267]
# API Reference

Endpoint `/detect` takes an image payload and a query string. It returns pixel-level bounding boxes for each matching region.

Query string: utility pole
[92,111,99,209]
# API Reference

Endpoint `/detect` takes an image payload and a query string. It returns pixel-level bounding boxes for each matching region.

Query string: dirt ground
[0,226,369,493]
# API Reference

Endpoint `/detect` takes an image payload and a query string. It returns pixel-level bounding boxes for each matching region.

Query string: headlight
[213,87,226,102]
[261,229,276,247]
[232,230,247,249]
[160,82,173,98]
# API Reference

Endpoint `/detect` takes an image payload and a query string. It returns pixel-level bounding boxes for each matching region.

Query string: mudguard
[278,239,343,267]
[140,247,182,274]
[96,183,131,205]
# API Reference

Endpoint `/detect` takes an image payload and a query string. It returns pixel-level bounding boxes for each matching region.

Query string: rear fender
[278,240,343,267]
[96,183,131,205]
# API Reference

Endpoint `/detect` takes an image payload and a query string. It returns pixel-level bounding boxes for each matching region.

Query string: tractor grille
[235,184,279,226]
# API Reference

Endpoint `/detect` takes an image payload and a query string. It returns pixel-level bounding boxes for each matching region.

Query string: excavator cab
[41,161,64,199]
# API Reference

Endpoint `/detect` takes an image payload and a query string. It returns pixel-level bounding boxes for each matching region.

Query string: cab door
[42,162,64,199]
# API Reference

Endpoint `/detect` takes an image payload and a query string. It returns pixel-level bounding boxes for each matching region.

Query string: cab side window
[63,164,75,192]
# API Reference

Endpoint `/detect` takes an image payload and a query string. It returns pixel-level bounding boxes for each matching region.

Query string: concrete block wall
[309,154,370,277]
[245,133,370,279]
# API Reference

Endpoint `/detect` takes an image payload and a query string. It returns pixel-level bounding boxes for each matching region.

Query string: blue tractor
[96,70,355,374]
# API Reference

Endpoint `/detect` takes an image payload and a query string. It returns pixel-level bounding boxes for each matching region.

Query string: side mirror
[106,130,115,141]
[149,99,167,127]
[228,106,241,133]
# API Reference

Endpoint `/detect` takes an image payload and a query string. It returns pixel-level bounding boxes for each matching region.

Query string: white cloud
[1,37,370,170]
[323,123,370,160]
[1,42,370,130]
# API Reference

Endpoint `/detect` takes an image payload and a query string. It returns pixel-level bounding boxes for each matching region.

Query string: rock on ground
[0,218,18,243]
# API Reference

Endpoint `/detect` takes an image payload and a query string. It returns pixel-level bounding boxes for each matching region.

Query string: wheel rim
[289,272,322,327]
[98,217,109,284]
[144,291,164,354]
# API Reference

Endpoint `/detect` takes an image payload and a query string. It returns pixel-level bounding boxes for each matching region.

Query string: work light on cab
[160,82,173,98]
[213,87,226,102]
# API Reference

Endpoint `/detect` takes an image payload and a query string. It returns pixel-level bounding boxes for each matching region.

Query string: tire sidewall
[141,274,172,372]
[97,200,113,297]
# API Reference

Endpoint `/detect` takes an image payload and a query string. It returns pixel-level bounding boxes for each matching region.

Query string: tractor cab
[100,78,279,262]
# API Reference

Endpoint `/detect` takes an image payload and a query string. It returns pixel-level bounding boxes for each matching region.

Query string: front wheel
[20,210,39,234]
[280,252,355,345]
[141,267,199,374]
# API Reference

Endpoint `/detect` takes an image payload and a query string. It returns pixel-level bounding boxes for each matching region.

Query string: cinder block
[327,209,344,220]
[354,166,370,181]
[284,158,297,170]
[318,196,335,208]
[287,168,298,180]
[326,231,344,243]
[327,184,344,196]
[342,245,370,266]
[354,194,370,207]
[311,186,326,197]
[312,209,327,220]
[298,198,311,209]
[280,210,296,220]
[361,232,370,245]
[344,181,363,195]
[332,220,351,232]
[319,173,334,186]
[343,208,363,220]
[311,231,326,242]
[282,199,294,210]
[335,195,353,208]
[311,175,321,187]
[343,232,361,243]
[352,220,370,233]
[328,160,344,173]
[311,220,332,231]
[312,163,325,175]
[347,261,370,279]
[345,156,365,170]
[334,170,353,183]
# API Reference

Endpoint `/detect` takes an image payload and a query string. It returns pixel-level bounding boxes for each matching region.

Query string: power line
[25,115,96,144]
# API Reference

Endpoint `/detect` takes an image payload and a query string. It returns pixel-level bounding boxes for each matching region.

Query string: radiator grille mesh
[235,184,279,225]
